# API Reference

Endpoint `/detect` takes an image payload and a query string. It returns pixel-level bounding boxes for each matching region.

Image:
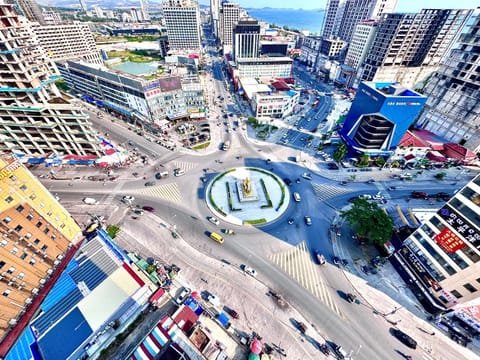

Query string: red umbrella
[250,339,263,354]
[191,291,199,299]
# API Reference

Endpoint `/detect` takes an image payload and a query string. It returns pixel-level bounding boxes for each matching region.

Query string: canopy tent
[250,339,263,354]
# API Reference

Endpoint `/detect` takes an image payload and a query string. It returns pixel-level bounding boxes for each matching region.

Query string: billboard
[434,227,466,254]
[159,77,182,92]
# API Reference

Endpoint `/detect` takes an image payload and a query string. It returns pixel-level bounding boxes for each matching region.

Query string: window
[26,214,33,221]
[41,245,48,251]
[14,225,22,232]
[20,252,27,260]
[43,228,50,234]
[0,261,5,269]
[464,283,477,293]
[3,289,11,297]
[451,289,463,299]
[16,205,24,212]
[5,196,13,203]
[36,221,42,228]
[18,272,25,279]
[3,217,11,224]
[20,184,27,191]
[33,238,40,245]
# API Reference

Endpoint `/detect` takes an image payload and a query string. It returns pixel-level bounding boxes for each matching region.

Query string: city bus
[209,232,224,244]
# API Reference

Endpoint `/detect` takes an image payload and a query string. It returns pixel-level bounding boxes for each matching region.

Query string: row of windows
[450,277,480,299]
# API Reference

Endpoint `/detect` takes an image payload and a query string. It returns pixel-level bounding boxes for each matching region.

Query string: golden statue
[242,176,252,195]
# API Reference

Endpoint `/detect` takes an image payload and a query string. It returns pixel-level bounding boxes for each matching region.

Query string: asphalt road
[39,57,474,360]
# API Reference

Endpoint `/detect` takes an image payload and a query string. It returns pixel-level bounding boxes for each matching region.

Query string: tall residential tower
[219,1,240,53]
[162,0,202,52]
[0,3,100,156]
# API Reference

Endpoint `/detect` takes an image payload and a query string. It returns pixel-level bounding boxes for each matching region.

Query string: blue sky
[199,0,478,11]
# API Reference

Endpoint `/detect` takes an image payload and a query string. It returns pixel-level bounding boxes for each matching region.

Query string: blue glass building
[339,82,427,156]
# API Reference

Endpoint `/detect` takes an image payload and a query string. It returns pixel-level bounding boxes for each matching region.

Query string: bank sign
[434,227,466,254]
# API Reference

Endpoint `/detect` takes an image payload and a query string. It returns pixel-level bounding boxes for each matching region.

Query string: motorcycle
[320,344,330,355]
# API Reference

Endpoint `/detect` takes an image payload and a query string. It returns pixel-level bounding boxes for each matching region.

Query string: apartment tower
[0,3,100,156]
[0,154,82,342]
[357,9,473,89]
[322,0,397,42]
[232,18,260,61]
[219,2,240,53]
[210,0,220,39]
[416,10,480,152]
[162,0,202,52]
[11,0,45,25]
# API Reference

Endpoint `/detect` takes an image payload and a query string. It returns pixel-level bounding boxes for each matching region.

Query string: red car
[142,206,155,212]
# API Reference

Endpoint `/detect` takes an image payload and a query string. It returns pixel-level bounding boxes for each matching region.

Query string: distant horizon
[198,0,478,11]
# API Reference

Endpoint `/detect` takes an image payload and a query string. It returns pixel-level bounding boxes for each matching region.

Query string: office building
[4,229,157,360]
[32,22,103,65]
[357,9,473,89]
[232,19,260,61]
[210,0,220,39]
[0,3,100,157]
[0,153,82,343]
[395,174,480,316]
[162,0,202,52]
[339,81,426,156]
[11,0,45,25]
[319,37,347,60]
[219,2,240,52]
[299,36,322,70]
[234,57,293,79]
[79,0,87,12]
[57,59,205,123]
[344,20,377,71]
[322,0,397,42]
[416,11,480,152]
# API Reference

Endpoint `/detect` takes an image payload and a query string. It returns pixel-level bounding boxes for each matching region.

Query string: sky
[199,0,478,11]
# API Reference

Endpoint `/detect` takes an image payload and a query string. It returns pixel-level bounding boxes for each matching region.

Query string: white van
[83,197,98,205]
[293,192,301,202]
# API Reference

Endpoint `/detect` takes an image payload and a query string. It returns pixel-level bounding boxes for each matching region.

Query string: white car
[301,172,312,180]
[244,266,257,277]
[175,287,191,305]
[122,195,135,203]
[293,192,301,202]
[207,293,220,307]
[208,216,220,225]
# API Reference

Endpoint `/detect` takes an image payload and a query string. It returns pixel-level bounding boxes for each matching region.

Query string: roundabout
[206,167,290,225]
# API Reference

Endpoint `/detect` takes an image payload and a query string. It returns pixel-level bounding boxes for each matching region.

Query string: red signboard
[434,227,466,254]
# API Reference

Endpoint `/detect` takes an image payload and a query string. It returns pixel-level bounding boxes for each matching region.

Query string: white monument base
[236,181,259,202]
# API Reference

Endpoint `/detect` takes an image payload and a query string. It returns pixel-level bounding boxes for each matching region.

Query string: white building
[299,36,322,70]
[32,21,103,65]
[163,0,202,52]
[239,78,299,118]
[219,2,240,53]
[210,0,220,39]
[92,5,105,18]
[344,20,377,71]
[235,57,292,79]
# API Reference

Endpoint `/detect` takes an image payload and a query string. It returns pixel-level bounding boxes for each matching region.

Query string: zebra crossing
[172,160,198,172]
[270,241,343,318]
[130,182,182,203]
[311,183,353,202]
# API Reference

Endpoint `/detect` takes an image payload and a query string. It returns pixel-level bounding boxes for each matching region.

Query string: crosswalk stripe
[270,241,344,318]
[312,183,353,201]
[172,160,197,172]
[130,183,182,203]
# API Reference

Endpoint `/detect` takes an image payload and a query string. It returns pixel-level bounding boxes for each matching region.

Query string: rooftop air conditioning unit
[32,288,39,294]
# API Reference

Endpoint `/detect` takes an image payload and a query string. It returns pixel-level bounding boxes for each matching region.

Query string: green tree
[333,142,347,162]
[341,198,394,246]
[375,157,386,167]
[357,153,370,167]
[435,172,447,180]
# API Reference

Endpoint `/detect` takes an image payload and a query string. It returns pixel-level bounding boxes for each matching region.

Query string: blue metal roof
[37,307,92,360]
[4,326,35,360]
[40,263,78,312]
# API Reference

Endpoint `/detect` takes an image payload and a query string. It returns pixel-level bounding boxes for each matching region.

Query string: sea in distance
[246,7,325,34]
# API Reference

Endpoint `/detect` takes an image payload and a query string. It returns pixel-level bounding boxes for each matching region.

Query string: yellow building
[0,154,82,339]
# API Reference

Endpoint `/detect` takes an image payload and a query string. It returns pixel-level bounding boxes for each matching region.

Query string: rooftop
[367,82,423,97]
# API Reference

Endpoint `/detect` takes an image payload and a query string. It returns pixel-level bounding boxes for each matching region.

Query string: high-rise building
[0,153,82,342]
[0,3,100,156]
[339,81,426,156]
[78,0,87,12]
[394,173,480,317]
[232,18,260,61]
[210,0,220,39]
[140,0,150,21]
[416,11,480,152]
[41,10,62,25]
[32,22,103,65]
[162,0,202,52]
[322,0,397,42]
[92,4,104,18]
[219,1,240,52]
[357,9,473,89]
[299,36,322,70]
[344,20,377,71]
[11,0,45,25]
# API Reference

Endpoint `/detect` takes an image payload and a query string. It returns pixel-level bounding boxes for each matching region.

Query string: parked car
[293,192,301,202]
[411,191,428,199]
[207,293,220,307]
[304,216,312,226]
[346,293,357,303]
[436,192,450,201]
[244,266,257,277]
[314,250,326,265]
[208,216,220,225]
[283,178,292,186]
[391,328,417,349]
[175,287,191,305]
[224,307,239,319]
[142,206,155,212]
[122,195,135,204]
[333,344,350,359]
[287,218,295,225]
[145,181,156,187]
[83,197,98,205]
[333,256,340,266]
[301,172,312,180]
